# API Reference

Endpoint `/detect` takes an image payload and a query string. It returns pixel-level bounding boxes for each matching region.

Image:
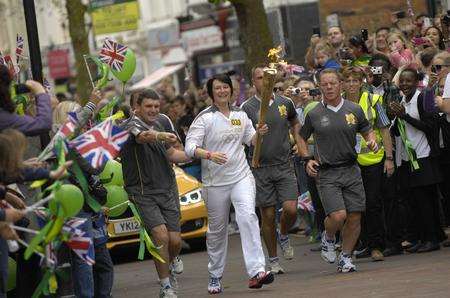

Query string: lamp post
[23,0,50,148]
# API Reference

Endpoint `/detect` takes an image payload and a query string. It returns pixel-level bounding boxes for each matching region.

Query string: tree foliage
[210,0,273,78]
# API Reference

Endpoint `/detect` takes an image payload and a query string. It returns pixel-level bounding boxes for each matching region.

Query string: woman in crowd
[389,69,446,253]
[424,26,446,50]
[185,74,273,294]
[0,65,52,135]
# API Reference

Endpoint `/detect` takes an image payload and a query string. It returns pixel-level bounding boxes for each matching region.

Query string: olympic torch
[252,46,285,168]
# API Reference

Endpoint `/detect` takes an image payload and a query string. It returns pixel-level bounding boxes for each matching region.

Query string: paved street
[112,234,450,298]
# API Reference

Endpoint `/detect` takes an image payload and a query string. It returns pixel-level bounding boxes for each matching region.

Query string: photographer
[0,65,52,136]
[349,35,371,67]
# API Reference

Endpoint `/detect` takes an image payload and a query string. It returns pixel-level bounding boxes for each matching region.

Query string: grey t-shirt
[120,115,175,195]
[300,100,371,166]
[241,95,297,167]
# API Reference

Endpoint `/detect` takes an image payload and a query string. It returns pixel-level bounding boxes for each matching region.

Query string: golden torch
[252,46,286,168]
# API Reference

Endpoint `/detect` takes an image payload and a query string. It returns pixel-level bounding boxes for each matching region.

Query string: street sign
[91,1,139,35]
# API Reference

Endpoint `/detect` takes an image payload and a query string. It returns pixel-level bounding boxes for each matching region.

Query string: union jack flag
[70,118,129,169]
[16,34,24,63]
[43,78,51,93]
[38,112,79,161]
[297,191,315,213]
[1,55,15,76]
[99,39,128,72]
[63,218,95,265]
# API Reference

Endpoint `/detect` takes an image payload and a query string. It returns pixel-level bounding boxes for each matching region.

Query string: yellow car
[106,166,207,250]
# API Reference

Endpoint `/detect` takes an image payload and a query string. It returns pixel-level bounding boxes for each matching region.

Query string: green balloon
[111,49,136,83]
[100,160,124,186]
[105,185,128,218]
[85,55,110,89]
[7,257,16,291]
[54,184,84,218]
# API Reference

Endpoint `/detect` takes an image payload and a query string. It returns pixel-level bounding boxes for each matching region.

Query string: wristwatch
[386,156,394,161]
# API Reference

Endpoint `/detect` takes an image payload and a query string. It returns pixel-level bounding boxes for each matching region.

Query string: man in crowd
[241,66,302,274]
[298,68,378,272]
[121,89,191,298]
[327,26,346,57]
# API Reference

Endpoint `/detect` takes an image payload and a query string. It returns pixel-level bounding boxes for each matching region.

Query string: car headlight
[179,188,203,206]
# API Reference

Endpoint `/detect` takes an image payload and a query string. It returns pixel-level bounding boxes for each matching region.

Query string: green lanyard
[397,118,420,170]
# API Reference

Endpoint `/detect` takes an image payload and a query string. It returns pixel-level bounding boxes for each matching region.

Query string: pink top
[389,48,416,69]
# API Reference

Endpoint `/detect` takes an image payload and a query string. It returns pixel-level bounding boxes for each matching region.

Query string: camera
[292,88,301,95]
[361,29,368,42]
[309,89,321,97]
[395,11,406,19]
[442,10,450,26]
[14,84,30,94]
[370,66,383,75]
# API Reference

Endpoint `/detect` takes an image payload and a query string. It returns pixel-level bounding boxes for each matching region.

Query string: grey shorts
[316,164,366,215]
[130,185,180,232]
[252,161,299,208]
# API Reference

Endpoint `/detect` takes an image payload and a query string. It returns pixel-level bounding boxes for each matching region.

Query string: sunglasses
[273,87,284,92]
[431,64,449,73]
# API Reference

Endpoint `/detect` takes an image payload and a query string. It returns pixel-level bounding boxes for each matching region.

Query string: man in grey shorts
[298,69,378,273]
[241,66,303,274]
[121,89,191,297]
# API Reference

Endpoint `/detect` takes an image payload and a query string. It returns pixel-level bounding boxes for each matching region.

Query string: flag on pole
[297,191,315,213]
[63,218,95,265]
[16,34,25,63]
[38,112,79,161]
[99,39,128,72]
[43,78,52,93]
[69,118,129,169]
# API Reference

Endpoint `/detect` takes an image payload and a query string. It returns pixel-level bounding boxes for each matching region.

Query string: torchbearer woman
[185,74,274,294]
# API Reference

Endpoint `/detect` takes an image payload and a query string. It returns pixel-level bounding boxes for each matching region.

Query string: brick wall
[319,0,429,35]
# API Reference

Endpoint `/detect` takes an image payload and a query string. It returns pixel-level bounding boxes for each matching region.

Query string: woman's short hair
[206,74,233,100]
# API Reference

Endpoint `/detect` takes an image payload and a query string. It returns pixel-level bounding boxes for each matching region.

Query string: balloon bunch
[99,160,164,263]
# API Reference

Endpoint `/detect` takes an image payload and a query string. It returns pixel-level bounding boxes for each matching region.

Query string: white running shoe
[337,253,356,273]
[171,256,183,274]
[268,260,285,274]
[160,286,177,298]
[208,276,223,294]
[321,231,337,263]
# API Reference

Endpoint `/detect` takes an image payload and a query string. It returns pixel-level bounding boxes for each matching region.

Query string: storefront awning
[130,63,185,91]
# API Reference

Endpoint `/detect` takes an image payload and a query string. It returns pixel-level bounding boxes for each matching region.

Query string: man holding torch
[241,61,303,274]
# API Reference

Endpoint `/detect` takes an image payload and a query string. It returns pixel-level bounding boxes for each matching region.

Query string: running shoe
[337,253,356,273]
[321,231,336,263]
[248,271,274,289]
[208,277,223,295]
[169,270,178,290]
[160,285,177,298]
[171,256,184,274]
[268,260,285,274]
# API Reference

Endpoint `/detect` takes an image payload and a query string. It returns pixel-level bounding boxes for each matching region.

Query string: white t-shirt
[185,105,255,187]
[395,90,431,165]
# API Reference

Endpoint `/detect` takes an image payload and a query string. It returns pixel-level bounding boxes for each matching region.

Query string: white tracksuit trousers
[203,174,266,278]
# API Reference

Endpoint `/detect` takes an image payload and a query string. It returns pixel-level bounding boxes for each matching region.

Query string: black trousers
[307,175,325,233]
[439,163,450,226]
[407,184,446,243]
[359,162,386,251]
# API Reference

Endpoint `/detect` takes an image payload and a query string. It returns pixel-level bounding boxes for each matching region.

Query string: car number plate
[114,219,140,234]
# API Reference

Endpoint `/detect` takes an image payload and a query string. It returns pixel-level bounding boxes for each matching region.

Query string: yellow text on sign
[92,1,139,35]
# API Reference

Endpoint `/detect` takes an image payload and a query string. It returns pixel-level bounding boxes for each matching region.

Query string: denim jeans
[93,243,114,298]
[71,211,95,298]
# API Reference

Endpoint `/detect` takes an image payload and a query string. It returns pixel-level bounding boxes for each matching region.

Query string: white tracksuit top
[185,105,256,187]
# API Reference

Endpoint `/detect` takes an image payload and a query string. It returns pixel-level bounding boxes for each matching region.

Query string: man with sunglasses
[241,66,302,274]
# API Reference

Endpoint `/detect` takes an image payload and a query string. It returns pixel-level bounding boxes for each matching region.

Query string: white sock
[160,277,170,288]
